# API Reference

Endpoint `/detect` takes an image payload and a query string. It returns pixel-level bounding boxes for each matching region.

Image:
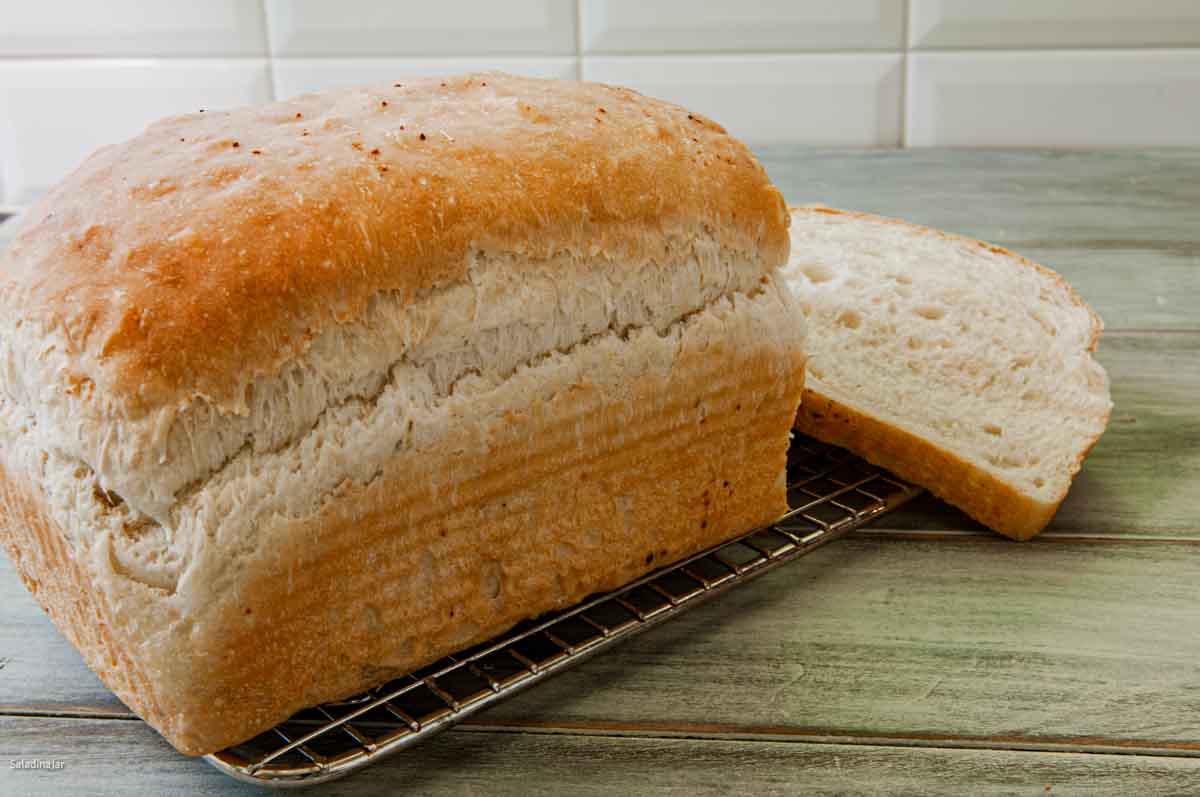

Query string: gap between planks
[4,709,1200,761]
[851,529,1200,544]
[455,719,1200,760]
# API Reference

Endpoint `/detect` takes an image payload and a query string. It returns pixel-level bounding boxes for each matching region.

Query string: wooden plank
[878,332,1200,536]
[477,536,1200,746]
[758,148,1200,331]
[6,536,1200,749]
[3,717,1200,797]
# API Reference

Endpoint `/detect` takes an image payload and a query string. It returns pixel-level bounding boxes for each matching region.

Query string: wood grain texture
[475,536,1200,747]
[4,717,1200,797]
[877,332,1200,537]
[758,149,1200,330]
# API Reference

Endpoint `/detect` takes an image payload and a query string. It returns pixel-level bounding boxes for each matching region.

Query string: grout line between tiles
[574,0,584,79]
[908,44,1200,55]
[899,0,910,148]
[559,48,912,58]
[258,0,277,101]
[21,46,1198,67]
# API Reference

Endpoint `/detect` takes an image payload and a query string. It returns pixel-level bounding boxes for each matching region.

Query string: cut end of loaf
[784,205,1113,539]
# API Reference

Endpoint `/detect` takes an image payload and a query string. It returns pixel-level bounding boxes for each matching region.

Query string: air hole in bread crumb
[801,263,835,283]
[836,309,861,329]
[906,338,921,350]
[914,304,946,320]
[986,454,1023,469]
[983,424,1003,436]
[891,273,914,285]
[1033,477,1046,488]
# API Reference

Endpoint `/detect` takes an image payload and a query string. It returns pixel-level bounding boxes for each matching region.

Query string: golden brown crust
[0,464,164,725]
[2,73,789,415]
[186,386,798,754]
[795,390,1053,540]
[0,332,804,755]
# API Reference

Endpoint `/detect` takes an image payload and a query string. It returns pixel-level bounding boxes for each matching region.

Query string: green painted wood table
[1,149,1198,795]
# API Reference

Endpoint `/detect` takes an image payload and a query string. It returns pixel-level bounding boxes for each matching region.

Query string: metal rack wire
[206,434,922,787]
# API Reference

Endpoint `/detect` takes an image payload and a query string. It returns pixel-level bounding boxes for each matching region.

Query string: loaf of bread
[783,205,1111,540]
[0,73,806,754]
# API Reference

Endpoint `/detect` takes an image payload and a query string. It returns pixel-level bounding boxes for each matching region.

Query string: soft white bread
[784,205,1111,540]
[0,73,806,754]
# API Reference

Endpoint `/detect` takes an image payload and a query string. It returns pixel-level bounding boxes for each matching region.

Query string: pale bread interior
[783,206,1112,511]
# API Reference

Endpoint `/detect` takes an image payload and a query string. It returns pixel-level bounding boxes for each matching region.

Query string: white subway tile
[265,0,575,56]
[583,55,902,147]
[907,51,1200,148]
[581,0,903,53]
[273,58,578,99]
[0,60,271,206]
[0,1,266,56]
[910,0,1200,49]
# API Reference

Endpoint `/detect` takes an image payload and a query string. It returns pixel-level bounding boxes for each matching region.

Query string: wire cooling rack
[205,433,922,786]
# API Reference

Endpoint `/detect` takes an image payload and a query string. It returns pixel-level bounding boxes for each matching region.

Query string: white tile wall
[908,51,1200,148]
[0,60,272,204]
[264,0,576,56]
[910,0,1200,49]
[581,0,903,53]
[2,0,1200,206]
[584,55,903,147]
[273,58,577,99]
[0,0,267,57]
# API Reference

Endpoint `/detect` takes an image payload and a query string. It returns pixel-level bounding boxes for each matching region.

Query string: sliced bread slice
[783,205,1112,540]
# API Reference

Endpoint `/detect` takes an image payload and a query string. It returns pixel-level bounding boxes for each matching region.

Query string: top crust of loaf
[0,72,789,416]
